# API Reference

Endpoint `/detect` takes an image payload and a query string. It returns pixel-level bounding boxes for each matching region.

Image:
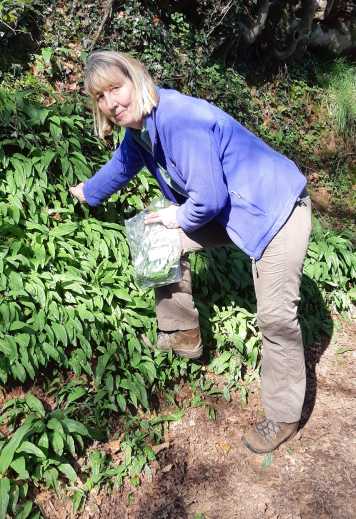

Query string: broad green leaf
[0,477,10,519]
[42,342,60,362]
[0,336,17,362]
[62,418,90,437]
[58,463,77,482]
[11,362,26,382]
[17,441,46,459]
[112,288,132,301]
[49,122,62,140]
[32,309,46,332]
[25,394,45,417]
[10,456,30,479]
[52,322,67,346]
[14,334,30,348]
[51,431,64,456]
[47,418,64,436]
[8,320,26,331]
[66,387,87,405]
[71,489,85,513]
[116,394,126,412]
[77,307,94,322]
[50,223,78,238]
[21,354,35,380]
[95,351,113,385]
[38,432,49,450]
[16,501,32,519]
[43,467,59,491]
[41,47,53,65]
[0,304,10,328]
[48,301,59,321]
[25,222,48,234]
[19,481,29,498]
[66,434,76,457]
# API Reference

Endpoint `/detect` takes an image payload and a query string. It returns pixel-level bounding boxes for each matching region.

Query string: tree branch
[273,0,318,60]
[239,0,272,45]
[310,19,356,54]
[0,19,16,34]
[206,0,233,38]
[89,0,114,50]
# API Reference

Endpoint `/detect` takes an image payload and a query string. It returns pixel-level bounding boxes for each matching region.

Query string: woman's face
[95,68,143,129]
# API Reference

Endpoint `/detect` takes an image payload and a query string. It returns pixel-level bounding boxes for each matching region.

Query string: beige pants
[155,197,312,422]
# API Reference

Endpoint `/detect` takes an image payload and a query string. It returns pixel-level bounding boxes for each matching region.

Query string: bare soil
[36,316,356,519]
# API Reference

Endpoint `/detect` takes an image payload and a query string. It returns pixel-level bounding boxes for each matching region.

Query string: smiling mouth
[115,111,125,120]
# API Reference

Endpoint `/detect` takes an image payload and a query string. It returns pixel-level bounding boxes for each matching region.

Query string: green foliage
[304,220,355,313]
[0,48,355,511]
[0,0,34,29]
[0,389,184,515]
[0,392,89,517]
[107,4,252,124]
[0,87,164,393]
[0,475,41,519]
[327,60,356,140]
[210,304,260,385]
[71,409,184,511]
[0,85,193,511]
[0,394,89,480]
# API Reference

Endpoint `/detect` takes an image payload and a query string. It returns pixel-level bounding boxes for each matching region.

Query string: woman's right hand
[69,182,86,203]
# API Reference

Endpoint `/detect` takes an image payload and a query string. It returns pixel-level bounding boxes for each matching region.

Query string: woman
[70,50,311,454]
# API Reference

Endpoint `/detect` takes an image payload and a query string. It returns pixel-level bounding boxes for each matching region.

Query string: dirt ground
[36,315,356,519]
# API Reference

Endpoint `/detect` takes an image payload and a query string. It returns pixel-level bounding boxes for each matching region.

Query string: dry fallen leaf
[106,432,125,454]
[216,441,231,454]
[106,439,122,453]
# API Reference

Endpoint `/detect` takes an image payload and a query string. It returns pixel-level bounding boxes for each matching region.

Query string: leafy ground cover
[0,4,355,517]
[0,77,355,517]
[4,315,355,519]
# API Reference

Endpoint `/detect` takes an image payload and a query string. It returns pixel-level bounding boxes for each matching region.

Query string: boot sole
[242,429,297,454]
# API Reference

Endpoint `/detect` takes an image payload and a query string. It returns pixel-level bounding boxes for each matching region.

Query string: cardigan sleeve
[83,130,144,207]
[172,124,229,232]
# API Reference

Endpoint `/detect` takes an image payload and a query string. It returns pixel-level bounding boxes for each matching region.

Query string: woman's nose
[103,91,118,110]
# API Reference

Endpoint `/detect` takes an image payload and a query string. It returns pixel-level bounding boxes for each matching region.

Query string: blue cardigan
[83,88,306,260]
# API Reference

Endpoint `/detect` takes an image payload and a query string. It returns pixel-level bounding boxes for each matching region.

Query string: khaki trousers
[155,197,312,422]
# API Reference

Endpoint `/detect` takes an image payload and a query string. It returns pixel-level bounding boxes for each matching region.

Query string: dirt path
[38,317,356,519]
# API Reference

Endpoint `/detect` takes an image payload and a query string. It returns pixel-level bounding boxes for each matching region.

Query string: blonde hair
[84,50,159,139]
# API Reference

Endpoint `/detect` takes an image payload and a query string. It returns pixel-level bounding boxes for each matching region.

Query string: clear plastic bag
[125,198,182,288]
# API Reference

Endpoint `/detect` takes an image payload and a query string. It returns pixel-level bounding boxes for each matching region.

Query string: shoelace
[255,418,281,441]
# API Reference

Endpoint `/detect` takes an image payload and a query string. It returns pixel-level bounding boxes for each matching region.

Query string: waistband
[295,186,308,207]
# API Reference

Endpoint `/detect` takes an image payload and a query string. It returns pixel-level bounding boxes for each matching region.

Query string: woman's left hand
[144,205,180,229]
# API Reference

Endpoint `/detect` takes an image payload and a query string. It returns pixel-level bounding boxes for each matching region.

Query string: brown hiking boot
[243,418,298,454]
[150,327,203,359]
